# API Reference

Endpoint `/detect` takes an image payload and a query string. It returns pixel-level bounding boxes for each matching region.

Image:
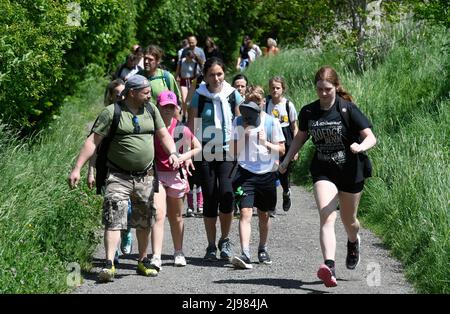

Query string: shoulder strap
[285,99,291,124]
[110,102,122,138]
[228,91,237,118]
[144,103,156,135]
[163,70,171,90]
[336,99,351,131]
[235,115,243,127]
[265,95,272,114]
[197,94,207,118]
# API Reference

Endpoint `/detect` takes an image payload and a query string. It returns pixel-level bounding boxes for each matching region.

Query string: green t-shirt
[93,103,165,172]
[139,68,181,104]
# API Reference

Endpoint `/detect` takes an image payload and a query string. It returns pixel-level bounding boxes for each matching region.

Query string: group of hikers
[68,34,377,288]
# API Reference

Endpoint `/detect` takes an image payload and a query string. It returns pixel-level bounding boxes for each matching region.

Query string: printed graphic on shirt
[309,119,346,165]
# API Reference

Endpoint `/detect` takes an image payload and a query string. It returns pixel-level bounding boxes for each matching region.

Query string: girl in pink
[151,91,201,271]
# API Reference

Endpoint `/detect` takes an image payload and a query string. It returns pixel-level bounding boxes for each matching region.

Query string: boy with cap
[151,91,201,271]
[230,85,285,269]
[68,75,180,282]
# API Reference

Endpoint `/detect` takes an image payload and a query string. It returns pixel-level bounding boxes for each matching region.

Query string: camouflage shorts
[102,170,156,230]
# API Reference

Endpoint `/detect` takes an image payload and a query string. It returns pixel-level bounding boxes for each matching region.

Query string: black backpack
[91,102,156,195]
[335,98,372,178]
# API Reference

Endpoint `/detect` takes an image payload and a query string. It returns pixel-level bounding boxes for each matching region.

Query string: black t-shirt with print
[299,96,372,184]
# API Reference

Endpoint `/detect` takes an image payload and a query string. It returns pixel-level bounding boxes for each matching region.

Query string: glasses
[132,115,140,134]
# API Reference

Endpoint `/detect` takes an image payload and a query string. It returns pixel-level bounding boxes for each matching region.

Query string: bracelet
[169,152,179,158]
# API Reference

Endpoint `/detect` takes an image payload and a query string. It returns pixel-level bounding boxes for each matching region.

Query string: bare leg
[313,180,339,261]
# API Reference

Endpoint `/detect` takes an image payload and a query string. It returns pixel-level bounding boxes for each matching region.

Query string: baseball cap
[120,74,150,96]
[239,101,261,127]
[157,90,179,109]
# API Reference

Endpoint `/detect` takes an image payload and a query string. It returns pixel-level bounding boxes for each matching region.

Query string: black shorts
[312,174,364,193]
[232,166,277,212]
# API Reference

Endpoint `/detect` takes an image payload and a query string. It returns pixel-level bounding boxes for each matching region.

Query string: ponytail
[336,86,353,102]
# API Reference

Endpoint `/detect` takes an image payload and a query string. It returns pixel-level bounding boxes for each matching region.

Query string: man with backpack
[139,45,183,120]
[68,75,180,283]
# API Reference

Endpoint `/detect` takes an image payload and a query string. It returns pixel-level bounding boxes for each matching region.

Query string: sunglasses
[132,115,140,134]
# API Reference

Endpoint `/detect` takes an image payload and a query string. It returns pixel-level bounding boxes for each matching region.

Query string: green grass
[242,21,449,293]
[0,75,107,293]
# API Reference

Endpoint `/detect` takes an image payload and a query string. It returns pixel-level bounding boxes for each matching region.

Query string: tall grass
[244,21,449,293]
[0,76,107,293]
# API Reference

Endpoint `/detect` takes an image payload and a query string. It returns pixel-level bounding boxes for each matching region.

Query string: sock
[242,247,251,259]
[325,259,335,269]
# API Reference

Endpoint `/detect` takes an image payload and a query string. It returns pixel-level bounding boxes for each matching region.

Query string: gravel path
[74,185,414,294]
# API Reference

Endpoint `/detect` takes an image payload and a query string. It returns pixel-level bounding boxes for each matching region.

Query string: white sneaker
[186,208,194,217]
[174,253,187,267]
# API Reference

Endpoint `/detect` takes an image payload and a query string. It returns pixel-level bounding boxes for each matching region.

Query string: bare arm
[187,107,198,134]
[291,120,299,160]
[279,130,309,173]
[68,133,103,188]
[156,127,180,168]
[179,134,202,163]
[350,128,377,154]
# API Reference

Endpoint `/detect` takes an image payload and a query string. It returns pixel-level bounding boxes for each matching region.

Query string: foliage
[0,0,74,131]
[0,74,105,293]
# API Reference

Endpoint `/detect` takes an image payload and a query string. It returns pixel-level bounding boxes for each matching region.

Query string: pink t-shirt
[154,118,194,172]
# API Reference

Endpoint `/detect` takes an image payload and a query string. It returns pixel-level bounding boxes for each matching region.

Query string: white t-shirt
[232,113,285,174]
[265,97,298,128]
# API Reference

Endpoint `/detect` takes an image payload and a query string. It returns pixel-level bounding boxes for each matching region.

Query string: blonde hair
[245,85,265,104]
[267,38,277,48]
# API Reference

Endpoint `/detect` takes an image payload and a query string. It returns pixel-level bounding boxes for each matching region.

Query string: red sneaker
[317,264,337,287]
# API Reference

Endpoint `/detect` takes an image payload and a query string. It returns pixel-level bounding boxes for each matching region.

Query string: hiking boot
[258,249,272,265]
[174,252,187,267]
[137,257,159,277]
[196,207,203,216]
[204,245,218,261]
[120,229,133,255]
[282,189,291,211]
[98,260,116,283]
[231,254,253,269]
[346,234,361,270]
[218,238,232,261]
[186,208,195,218]
[317,264,337,287]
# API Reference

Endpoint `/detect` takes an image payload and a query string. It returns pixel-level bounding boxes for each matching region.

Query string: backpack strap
[197,94,206,118]
[285,99,291,124]
[264,95,272,114]
[144,103,156,135]
[162,70,171,89]
[110,102,122,138]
